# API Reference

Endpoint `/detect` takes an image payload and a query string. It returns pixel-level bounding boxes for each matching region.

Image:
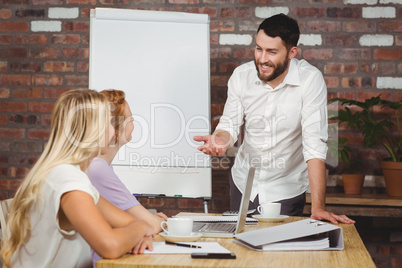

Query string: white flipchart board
[89,8,211,198]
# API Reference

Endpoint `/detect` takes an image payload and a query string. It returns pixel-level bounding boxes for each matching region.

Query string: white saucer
[159,232,202,243]
[252,215,289,222]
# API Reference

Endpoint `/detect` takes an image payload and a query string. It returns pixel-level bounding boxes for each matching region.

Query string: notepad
[144,242,231,254]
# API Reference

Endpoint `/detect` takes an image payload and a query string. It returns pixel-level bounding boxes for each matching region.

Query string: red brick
[0,61,6,72]
[168,0,198,4]
[378,62,396,75]
[394,92,402,102]
[374,49,402,60]
[9,167,29,178]
[360,63,378,74]
[0,128,25,139]
[391,258,402,268]
[379,21,402,32]
[29,102,54,113]
[15,8,45,18]
[338,49,371,60]
[324,76,339,88]
[0,101,27,112]
[177,198,204,209]
[0,35,13,45]
[0,169,7,177]
[220,7,252,18]
[64,21,90,32]
[210,47,232,59]
[307,21,342,32]
[43,88,70,98]
[50,34,80,44]
[185,7,217,17]
[203,0,234,3]
[10,62,41,72]
[12,88,42,99]
[66,0,96,4]
[210,20,235,32]
[0,114,6,125]
[41,114,52,126]
[44,61,74,72]
[239,20,258,32]
[211,75,229,87]
[0,48,27,58]
[292,7,325,18]
[211,103,224,115]
[341,77,375,89]
[303,49,333,60]
[322,35,357,46]
[77,62,88,72]
[0,9,12,19]
[32,0,62,4]
[210,33,219,45]
[9,115,40,125]
[0,74,30,86]
[396,35,402,46]
[356,92,391,102]
[343,21,376,32]
[16,34,47,44]
[29,47,61,59]
[0,21,29,32]
[327,91,355,101]
[219,62,240,73]
[233,48,254,59]
[64,75,88,86]
[327,7,359,18]
[63,48,88,59]
[239,0,270,3]
[28,128,50,139]
[0,88,10,98]
[81,33,89,45]
[32,74,63,86]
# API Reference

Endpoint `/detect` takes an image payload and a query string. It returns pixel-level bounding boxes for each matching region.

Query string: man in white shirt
[194,13,354,224]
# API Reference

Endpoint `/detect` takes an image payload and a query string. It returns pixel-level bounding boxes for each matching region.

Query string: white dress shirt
[215,58,328,203]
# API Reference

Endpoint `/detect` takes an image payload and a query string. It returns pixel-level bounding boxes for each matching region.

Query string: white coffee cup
[161,217,193,236]
[257,202,281,218]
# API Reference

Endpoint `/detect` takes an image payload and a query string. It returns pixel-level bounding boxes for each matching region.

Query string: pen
[165,241,202,248]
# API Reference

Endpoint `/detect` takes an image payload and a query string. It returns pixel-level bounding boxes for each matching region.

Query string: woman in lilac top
[87,89,167,266]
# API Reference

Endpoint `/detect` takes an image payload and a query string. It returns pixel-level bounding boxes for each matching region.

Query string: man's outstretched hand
[193,135,228,156]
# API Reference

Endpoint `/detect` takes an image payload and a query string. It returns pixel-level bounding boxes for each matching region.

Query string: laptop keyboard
[194,222,237,233]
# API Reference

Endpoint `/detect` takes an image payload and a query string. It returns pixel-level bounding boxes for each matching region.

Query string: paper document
[144,242,231,254]
[261,237,329,250]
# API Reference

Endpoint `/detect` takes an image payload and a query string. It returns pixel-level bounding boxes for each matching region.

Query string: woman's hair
[1,89,109,267]
[100,89,127,144]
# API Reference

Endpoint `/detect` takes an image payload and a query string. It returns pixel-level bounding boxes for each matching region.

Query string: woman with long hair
[87,89,167,265]
[1,89,154,268]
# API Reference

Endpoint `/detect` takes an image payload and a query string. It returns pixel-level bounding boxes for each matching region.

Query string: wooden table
[97,214,375,268]
[304,193,402,217]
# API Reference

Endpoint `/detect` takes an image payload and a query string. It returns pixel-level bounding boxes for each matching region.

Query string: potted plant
[327,137,364,194]
[329,95,402,197]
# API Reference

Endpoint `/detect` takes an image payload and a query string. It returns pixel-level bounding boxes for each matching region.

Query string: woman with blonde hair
[87,89,167,266]
[1,89,154,268]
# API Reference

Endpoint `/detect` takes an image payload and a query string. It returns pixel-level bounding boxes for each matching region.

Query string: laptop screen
[235,167,256,234]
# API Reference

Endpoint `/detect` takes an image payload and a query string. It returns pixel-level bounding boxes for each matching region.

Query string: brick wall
[0,0,401,265]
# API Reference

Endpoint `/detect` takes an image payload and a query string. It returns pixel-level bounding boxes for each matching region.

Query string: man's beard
[255,55,289,83]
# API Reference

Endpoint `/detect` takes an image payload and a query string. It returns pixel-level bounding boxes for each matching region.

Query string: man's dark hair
[257,13,300,50]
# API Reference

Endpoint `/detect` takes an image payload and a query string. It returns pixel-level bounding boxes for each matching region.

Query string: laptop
[190,167,257,238]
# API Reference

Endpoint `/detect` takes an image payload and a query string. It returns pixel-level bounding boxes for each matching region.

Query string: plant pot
[342,174,365,195]
[381,161,402,197]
